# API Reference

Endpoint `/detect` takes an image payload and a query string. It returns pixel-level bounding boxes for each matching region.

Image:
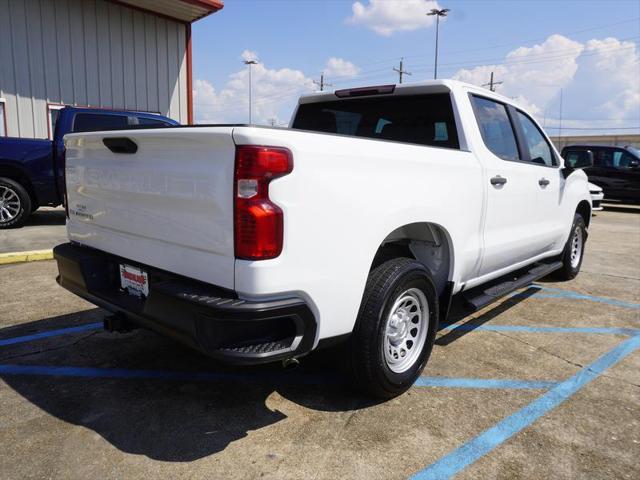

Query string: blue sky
[192,0,640,133]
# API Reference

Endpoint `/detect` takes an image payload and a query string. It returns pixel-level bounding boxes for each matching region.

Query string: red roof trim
[107,0,223,24]
[179,0,224,12]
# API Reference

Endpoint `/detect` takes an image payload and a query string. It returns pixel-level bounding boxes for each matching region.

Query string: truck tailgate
[64,127,237,289]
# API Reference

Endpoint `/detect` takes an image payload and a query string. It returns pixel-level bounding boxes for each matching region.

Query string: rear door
[470,95,549,276]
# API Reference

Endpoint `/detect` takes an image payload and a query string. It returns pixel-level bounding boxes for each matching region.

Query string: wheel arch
[370,222,454,297]
[576,200,591,228]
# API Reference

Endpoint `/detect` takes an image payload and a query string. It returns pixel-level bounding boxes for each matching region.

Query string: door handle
[490,176,507,186]
[538,178,550,187]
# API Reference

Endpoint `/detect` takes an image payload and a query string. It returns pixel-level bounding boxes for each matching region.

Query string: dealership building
[0,0,222,139]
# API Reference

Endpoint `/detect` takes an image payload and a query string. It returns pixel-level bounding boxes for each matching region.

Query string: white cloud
[452,34,639,131]
[194,55,315,125]
[324,57,360,78]
[348,0,442,36]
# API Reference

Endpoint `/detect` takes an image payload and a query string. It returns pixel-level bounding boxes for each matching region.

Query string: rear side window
[471,96,519,161]
[564,150,591,169]
[516,111,556,166]
[291,93,460,149]
[73,113,129,132]
[137,117,172,127]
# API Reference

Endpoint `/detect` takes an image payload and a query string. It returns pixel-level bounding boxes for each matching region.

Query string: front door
[469,95,548,276]
[514,110,565,250]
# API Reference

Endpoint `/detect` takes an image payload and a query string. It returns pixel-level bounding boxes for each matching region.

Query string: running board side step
[462,261,563,311]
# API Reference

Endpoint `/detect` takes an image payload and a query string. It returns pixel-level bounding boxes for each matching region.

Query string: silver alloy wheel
[383,287,429,373]
[0,186,21,224]
[570,225,583,268]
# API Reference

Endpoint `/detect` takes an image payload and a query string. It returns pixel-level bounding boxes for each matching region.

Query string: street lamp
[243,59,258,123]
[427,8,449,79]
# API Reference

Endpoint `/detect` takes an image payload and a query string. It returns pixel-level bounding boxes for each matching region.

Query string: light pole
[427,8,449,79]
[243,59,258,123]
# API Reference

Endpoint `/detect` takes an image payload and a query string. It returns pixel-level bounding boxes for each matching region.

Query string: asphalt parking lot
[0,208,638,479]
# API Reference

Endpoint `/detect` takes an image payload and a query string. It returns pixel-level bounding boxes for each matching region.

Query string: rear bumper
[53,243,317,365]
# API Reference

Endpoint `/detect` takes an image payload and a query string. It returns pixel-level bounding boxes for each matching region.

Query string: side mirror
[566,150,594,169]
[630,159,639,168]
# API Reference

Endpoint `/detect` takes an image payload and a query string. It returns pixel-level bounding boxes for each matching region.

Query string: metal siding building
[0,0,222,139]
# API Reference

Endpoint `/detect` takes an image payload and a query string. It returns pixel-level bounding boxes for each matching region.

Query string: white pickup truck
[54,80,593,398]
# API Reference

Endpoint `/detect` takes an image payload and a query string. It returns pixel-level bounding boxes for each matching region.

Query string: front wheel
[555,213,586,280]
[348,258,439,399]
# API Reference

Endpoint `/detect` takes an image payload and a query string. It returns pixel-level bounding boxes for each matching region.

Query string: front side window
[516,111,556,166]
[73,113,129,132]
[292,93,460,149]
[471,96,520,161]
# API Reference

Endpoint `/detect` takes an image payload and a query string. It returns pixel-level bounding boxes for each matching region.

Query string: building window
[48,104,65,140]
[0,99,6,137]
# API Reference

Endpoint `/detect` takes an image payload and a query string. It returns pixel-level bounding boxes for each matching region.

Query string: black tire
[348,258,439,399]
[555,213,586,280]
[0,177,31,229]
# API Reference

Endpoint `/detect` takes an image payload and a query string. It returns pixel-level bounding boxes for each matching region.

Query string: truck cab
[0,107,178,228]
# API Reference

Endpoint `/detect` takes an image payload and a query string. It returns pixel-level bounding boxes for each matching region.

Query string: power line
[392,58,412,84]
[343,17,640,70]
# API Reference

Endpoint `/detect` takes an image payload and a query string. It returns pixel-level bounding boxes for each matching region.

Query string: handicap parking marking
[410,333,640,479]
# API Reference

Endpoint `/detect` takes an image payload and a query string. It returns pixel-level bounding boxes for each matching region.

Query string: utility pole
[393,58,412,84]
[558,88,563,138]
[243,59,258,123]
[482,71,503,92]
[427,8,449,79]
[313,73,332,91]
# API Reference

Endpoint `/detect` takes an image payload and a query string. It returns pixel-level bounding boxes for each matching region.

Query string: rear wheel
[0,177,31,229]
[348,258,439,399]
[555,213,586,280]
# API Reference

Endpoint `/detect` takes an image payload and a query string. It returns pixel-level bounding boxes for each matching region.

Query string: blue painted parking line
[523,285,640,309]
[440,323,640,336]
[410,333,640,479]
[0,364,341,386]
[0,363,558,390]
[413,377,556,389]
[0,322,103,347]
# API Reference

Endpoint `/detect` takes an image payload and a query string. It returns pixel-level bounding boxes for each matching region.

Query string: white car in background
[589,182,604,211]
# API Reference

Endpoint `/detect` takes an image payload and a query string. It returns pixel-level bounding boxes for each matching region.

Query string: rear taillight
[234,145,293,260]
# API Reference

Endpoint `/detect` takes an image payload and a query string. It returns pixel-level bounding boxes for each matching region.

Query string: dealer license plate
[119,264,149,298]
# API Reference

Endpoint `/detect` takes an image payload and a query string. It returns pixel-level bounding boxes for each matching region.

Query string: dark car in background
[562,145,640,203]
[0,107,178,228]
